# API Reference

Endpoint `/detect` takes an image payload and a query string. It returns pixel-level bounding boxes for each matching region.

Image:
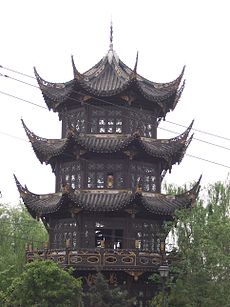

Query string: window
[52,219,79,250]
[131,163,156,192]
[133,221,161,252]
[143,123,153,138]
[129,110,156,138]
[87,163,104,188]
[63,109,86,136]
[95,228,123,249]
[87,162,124,189]
[91,110,123,134]
[58,162,81,191]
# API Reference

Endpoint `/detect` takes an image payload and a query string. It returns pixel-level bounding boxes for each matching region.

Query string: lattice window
[131,163,156,192]
[58,162,81,191]
[87,162,124,189]
[133,221,161,252]
[90,110,123,134]
[52,219,79,250]
[129,109,156,137]
[143,123,153,138]
[63,109,86,136]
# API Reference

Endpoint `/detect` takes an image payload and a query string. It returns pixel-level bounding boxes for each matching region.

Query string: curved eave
[140,176,201,215]
[34,67,76,111]
[14,176,201,218]
[75,121,193,160]
[14,175,63,218]
[120,60,185,91]
[68,190,134,212]
[21,119,73,164]
[76,56,132,97]
[34,54,185,114]
[21,121,193,167]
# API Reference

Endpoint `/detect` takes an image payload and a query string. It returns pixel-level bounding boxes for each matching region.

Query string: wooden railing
[26,248,162,271]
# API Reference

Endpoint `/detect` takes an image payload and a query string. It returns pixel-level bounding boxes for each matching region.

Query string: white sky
[0,0,230,204]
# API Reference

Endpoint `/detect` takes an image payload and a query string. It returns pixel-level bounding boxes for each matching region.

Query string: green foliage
[166,181,230,307]
[85,272,134,307]
[0,203,47,292]
[3,260,82,307]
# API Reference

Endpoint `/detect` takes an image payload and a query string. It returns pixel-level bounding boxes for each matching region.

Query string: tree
[166,181,230,307]
[3,260,82,307]
[85,272,134,307]
[0,203,47,294]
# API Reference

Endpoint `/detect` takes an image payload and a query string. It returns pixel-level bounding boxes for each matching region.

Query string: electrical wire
[1,66,230,169]
[0,88,230,168]
[1,63,230,141]
[1,71,230,153]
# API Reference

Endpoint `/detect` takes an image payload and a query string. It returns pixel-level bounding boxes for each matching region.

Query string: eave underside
[22,120,193,170]
[14,175,201,218]
[34,53,185,116]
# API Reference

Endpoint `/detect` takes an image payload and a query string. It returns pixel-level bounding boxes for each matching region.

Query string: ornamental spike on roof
[34,46,185,116]
[21,119,193,171]
[71,55,83,80]
[110,20,113,47]
[14,174,201,218]
[134,51,139,74]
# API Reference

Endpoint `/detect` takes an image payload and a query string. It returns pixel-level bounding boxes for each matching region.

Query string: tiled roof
[21,120,193,169]
[34,50,185,116]
[14,175,201,218]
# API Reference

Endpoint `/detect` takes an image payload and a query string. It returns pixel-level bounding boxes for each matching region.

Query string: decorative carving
[120,94,136,105]
[121,256,134,264]
[126,271,143,281]
[125,208,138,218]
[85,272,118,287]
[87,256,100,263]
[107,174,114,188]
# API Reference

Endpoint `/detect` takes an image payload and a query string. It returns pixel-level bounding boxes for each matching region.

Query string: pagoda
[15,29,200,305]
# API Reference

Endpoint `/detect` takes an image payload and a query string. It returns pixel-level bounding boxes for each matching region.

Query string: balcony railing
[26,248,162,272]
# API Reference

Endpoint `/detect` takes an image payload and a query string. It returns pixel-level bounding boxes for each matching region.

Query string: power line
[0,90,47,110]
[1,68,230,169]
[186,154,230,169]
[0,128,27,142]
[1,71,230,153]
[165,120,230,142]
[160,127,230,152]
[1,64,230,142]
[1,89,230,169]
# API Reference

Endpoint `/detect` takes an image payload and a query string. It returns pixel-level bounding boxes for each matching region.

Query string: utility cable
[1,80,230,157]
[1,89,230,169]
[1,72,230,153]
[1,68,230,169]
[1,64,230,141]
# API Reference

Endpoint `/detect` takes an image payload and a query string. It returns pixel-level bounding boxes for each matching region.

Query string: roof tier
[22,120,193,171]
[34,49,185,117]
[14,175,201,218]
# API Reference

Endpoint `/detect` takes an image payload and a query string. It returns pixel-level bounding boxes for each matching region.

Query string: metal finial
[109,21,113,50]
[134,51,139,73]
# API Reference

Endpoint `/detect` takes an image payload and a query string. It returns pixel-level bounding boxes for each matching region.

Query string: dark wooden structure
[15,34,200,305]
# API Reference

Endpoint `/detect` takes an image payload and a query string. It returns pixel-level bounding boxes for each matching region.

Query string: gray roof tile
[14,175,201,218]
[34,52,185,115]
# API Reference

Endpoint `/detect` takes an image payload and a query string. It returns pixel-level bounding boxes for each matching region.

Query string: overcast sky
[0,0,230,204]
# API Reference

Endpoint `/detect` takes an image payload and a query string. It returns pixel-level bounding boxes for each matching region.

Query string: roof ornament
[134,51,139,73]
[71,55,83,80]
[109,20,113,51]
[107,20,119,64]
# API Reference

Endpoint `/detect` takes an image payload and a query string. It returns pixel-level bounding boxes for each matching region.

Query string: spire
[134,51,139,73]
[109,20,113,50]
[107,20,119,63]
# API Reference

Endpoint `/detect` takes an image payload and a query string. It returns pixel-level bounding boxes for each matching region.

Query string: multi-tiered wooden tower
[15,31,200,305]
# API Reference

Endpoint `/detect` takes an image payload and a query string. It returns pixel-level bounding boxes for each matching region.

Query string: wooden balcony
[26,248,162,272]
